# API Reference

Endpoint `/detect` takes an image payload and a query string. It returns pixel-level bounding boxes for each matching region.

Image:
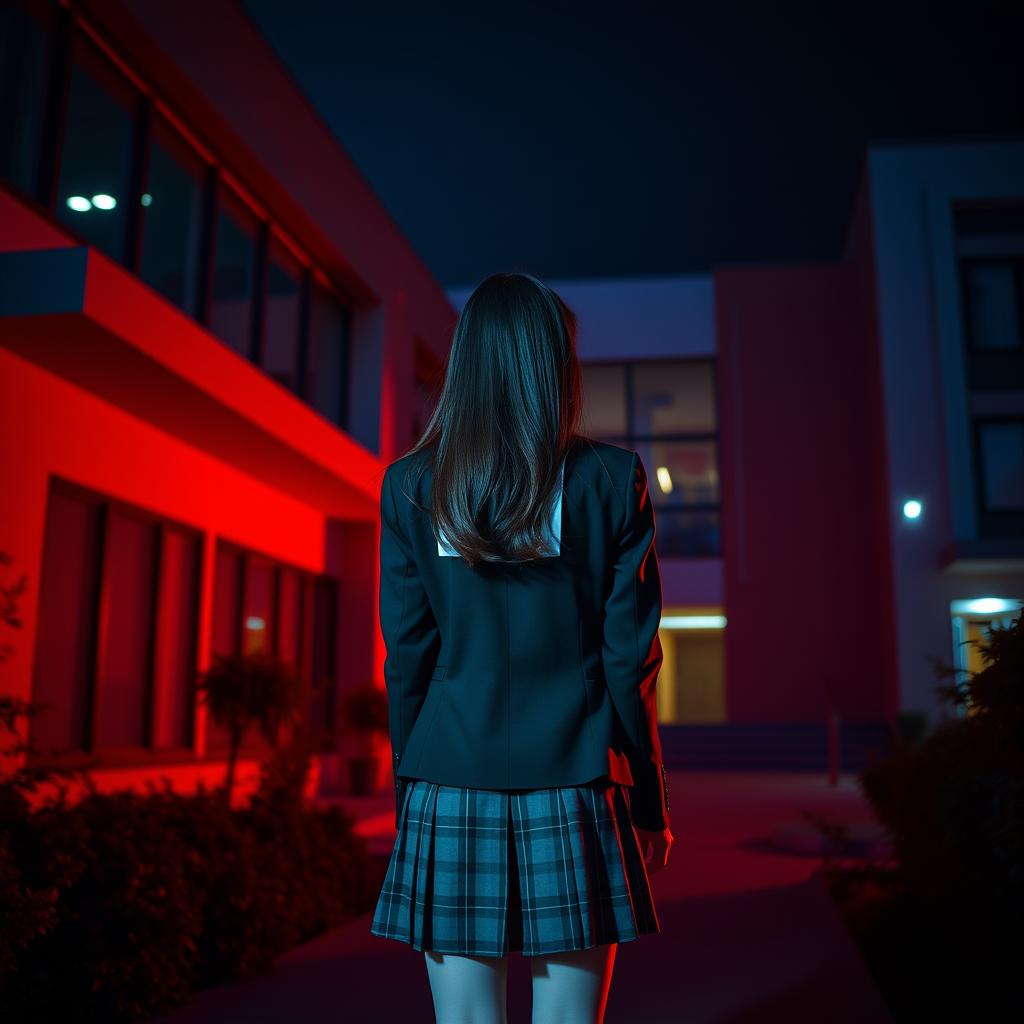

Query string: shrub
[0,702,386,1022]
[828,608,1024,1020]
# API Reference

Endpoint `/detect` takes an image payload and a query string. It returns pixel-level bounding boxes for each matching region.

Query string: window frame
[2,0,353,431]
[210,537,337,753]
[582,356,722,558]
[30,476,203,768]
[970,415,1024,538]
[959,255,1024,354]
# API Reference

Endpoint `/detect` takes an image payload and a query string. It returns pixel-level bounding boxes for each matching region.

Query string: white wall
[867,138,1024,722]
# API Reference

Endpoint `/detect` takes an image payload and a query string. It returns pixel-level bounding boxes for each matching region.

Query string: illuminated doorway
[950,597,1023,715]
[657,606,727,724]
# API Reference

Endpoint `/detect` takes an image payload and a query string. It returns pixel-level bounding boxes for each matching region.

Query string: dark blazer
[378,433,669,831]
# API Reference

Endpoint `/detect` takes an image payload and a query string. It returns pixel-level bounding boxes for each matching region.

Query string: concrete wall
[866,140,1024,722]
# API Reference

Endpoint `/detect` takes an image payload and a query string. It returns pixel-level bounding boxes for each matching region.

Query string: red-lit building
[1,0,454,801]
[4,1,1023,802]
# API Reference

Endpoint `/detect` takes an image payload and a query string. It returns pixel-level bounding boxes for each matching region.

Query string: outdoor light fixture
[951,597,1022,616]
[91,193,117,209]
[66,195,91,211]
[902,499,923,519]
[660,615,727,629]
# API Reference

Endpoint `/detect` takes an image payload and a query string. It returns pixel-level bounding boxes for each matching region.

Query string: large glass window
[55,32,137,263]
[276,566,304,670]
[306,282,349,426]
[262,239,302,392]
[30,488,103,755]
[152,526,200,749]
[139,112,206,316]
[210,185,259,358]
[5,4,354,434]
[30,481,201,759]
[956,205,1024,539]
[582,359,720,557]
[95,510,158,749]
[977,420,1024,510]
[210,540,335,751]
[310,575,337,743]
[964,262,1021,351]
[242,557,275,656]
[0,0,55,199]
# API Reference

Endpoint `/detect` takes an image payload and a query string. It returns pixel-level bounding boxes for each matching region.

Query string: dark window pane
[276,566,303,671]
[140,113,205,317]
[30,488,102,754]
[656,508,720,558]
[210,186,258,357]
[55,32,137,263]
[242,558,275,655]
[581,363,627,437]
[212,544,241,657]
[152,526,199,749]
[632,361,716,434]
[95,511,157,749]
[263,239,301,391]
[636,439,720,509]
[0,0,54,198]
[966,263,1021,350]
[208,544,242,752]
[979,421,1024,509]
[307,283,348,425]
[310,576,337,739]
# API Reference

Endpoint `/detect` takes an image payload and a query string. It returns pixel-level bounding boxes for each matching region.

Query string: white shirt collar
[437,458,566,557]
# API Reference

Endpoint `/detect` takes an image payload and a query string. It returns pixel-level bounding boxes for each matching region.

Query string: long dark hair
[399,271,583,567]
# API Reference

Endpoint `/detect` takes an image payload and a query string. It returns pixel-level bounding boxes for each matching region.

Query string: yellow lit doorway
[656,606,726,724]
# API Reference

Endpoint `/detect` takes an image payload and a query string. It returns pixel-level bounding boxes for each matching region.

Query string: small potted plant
[337,683,389,795]
[195,651,303,805]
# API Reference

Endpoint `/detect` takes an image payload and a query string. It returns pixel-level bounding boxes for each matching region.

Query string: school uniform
[370,434,668,956]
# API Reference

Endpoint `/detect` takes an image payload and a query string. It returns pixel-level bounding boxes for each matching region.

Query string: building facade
[0,0,455,800]
[449,138,1024,768]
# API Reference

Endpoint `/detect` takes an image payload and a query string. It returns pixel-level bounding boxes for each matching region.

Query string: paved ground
[150,771,894,1023]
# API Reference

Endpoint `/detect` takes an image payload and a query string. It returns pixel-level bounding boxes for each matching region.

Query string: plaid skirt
[369,778,660,957]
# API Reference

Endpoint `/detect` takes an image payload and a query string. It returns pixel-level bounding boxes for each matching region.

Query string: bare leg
[423,950,510,1024]
[530,943,617,1024]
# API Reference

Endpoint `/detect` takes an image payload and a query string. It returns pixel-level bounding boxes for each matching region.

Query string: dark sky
[240,1,1021,289]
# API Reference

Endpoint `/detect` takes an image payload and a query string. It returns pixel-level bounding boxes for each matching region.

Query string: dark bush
[0,712,385,1023]
[826,608,1024,1020]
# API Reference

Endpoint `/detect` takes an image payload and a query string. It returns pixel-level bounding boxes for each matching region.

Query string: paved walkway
[150,771,894,1023]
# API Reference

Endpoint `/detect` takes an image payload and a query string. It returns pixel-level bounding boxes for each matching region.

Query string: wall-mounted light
[66,195,91,212]
[660,614,727,629]
[91,193,116,210]
[951,597,1022,616]
[902,499,923,520]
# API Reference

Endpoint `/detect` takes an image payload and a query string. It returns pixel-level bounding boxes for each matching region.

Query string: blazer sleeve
[379,464,441,827]
[601,451,670,831]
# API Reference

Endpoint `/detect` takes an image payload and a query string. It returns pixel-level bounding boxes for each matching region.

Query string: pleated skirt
[369,778,660,957]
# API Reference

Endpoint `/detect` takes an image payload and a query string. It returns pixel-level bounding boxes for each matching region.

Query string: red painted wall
[715,263,897,722]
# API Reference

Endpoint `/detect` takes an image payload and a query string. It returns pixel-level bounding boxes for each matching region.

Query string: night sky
[240,1,1021,289]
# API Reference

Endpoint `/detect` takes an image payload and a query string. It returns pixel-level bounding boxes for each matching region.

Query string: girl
[371,271,673,1023]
